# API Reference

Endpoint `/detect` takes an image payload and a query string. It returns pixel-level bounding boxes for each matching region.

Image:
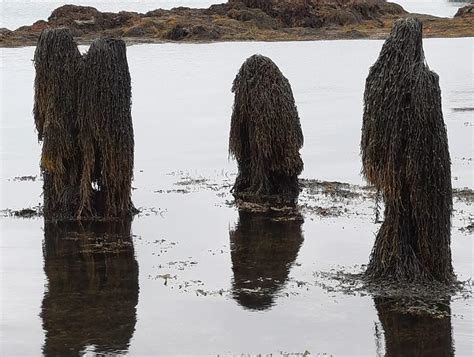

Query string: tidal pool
[1,39,473,355]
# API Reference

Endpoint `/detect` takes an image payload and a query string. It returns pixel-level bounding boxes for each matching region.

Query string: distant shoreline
[1,1,473,48]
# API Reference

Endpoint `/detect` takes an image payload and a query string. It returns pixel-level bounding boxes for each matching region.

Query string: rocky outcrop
[227,0,405,27]
[1,0,473,47]
[48,5,139,32]
[455,4,474,18]
[0,28,12,39]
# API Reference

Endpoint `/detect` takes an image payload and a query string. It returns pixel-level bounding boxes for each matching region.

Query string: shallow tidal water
[1,39,473,355]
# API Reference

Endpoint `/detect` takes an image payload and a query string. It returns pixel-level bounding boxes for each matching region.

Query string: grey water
[1,38,473,355]
[0,0,470,30]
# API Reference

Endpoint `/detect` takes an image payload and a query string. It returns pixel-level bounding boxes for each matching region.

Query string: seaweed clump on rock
[361,18,454,284]
[33,29,136,220]
[229,54,304,207]
[33,28,83,220]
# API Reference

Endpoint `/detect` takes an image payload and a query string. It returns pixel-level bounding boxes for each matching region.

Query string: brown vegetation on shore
[1,1,473,47]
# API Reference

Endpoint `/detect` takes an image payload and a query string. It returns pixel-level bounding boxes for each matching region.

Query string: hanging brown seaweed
[76,38,136,219]
[33,28,83,220]
[229,54,304,206]
[361,18,453,283]
[34,30,136,220]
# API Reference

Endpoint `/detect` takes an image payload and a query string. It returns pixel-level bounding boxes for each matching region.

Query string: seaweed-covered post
[361,18,453,283]
[34,28,83,220]
[229,54,304,206]
[78,38,136,218]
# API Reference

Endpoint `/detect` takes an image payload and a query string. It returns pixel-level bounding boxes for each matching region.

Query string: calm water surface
[395,0,470,17]
[1,39,473,355]
[0,0,470,30]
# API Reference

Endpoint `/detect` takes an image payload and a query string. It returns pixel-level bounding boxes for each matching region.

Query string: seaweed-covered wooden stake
[34,30,136,220]
[361,18,453,283]
[33,28,82,220]
[229,54,304,206]
[77,38,136,219]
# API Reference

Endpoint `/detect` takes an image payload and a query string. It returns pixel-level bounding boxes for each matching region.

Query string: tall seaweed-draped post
[361,18,453,283]
[78,38,135,218]
[229,54,304,206]
[33,28,82,220]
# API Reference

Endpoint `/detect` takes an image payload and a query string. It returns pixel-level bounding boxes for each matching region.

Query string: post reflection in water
[230,211,304,311]
[41,220,139,356]
[374,297,454,357]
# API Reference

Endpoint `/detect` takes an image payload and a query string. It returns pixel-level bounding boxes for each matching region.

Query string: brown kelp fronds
[229,54,304,206]
[361,18,453,283]
[34,31,136,220]
[41,220,138,355]
[230,211,303,310]
[33,28,82,220]
[77,38,135,218]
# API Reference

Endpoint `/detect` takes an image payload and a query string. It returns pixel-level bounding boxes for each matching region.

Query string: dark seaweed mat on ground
[1,206,44,218]
[4,175,473,220]
[313,266,472,317]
